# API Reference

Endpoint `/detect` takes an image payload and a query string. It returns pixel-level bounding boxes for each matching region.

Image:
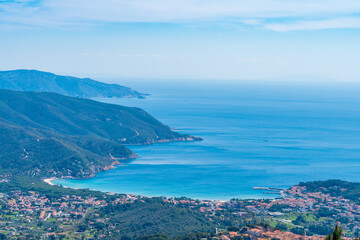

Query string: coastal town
[2,0,360,239]
[0,177,359,239]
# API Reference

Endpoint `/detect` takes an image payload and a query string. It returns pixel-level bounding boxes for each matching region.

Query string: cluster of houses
[215,226,321,240]
[1,182,360,238]
[0,190,140,237]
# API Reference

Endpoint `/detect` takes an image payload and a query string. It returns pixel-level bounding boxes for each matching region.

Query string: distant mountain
[0,69,147,98]
[0,89,199,178]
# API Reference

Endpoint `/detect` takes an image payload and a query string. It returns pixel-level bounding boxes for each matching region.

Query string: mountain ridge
[0,69,148,98]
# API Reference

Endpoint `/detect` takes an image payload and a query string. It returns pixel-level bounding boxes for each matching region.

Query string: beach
[43,178,57,186]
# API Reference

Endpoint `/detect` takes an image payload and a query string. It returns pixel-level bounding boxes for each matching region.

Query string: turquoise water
[54,81,360,200]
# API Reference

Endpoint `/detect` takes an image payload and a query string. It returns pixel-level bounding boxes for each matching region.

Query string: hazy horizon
[0,69,355,85]
[1,0,360,82]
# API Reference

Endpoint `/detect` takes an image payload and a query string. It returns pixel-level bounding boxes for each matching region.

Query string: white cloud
[266,17,360,31]
[44,0,360,21]
[1,0,360,30]
[78,52,165,58]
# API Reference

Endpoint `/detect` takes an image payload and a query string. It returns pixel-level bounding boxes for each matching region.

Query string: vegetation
[0,89,198,177]
[308,223,333,235]
[325,223,342,240]
[268,204,293,212]
[85,198,214,238]
[0,176,109,200]
[299,179,360,202]
[0,69,147,99]
[1,178,360,239]
[0,177,215,239]
[139,232,213,240]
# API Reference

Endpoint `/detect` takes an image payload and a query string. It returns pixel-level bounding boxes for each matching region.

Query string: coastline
[43,177,57,186]
[122,135,202,146]
[41,137,203,191]
[51,174,282,201]
[41,151,283,201]
[41,138,282,201]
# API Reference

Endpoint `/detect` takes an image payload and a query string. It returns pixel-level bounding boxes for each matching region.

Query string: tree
[137,233,169,240]
[227,226,240,232]
[292,215,306,225]
[78,224,87,232]
[276,222,288,231]
[325,223,342,240]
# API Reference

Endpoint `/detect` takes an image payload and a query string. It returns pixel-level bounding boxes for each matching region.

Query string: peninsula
[0,69,148,99]
[0,89,200,179]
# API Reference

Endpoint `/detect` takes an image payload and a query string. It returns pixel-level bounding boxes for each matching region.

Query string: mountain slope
[0,69,147,98]
[90,198,214,238]
[0,89,198,178]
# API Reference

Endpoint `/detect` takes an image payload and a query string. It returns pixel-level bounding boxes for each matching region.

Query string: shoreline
[43,177,57,186]
[41,162,283,201]
[45,177,282,201]
[41,163,283,201]
[41,140,283,201]
[43,178,80,190]
[41,137,205,195]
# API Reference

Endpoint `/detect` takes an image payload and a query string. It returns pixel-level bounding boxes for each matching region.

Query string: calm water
[54,80,360,200]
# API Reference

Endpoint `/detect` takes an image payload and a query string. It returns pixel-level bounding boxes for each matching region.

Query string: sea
[53,80,360,200]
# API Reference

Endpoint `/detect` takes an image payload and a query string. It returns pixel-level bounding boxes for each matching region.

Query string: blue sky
[1,0,360,81]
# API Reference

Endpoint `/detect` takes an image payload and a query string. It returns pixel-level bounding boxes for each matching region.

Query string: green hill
[0,69,147,98]
[0,89,199,178]
[89,198,214,238]
[299,179,360,202]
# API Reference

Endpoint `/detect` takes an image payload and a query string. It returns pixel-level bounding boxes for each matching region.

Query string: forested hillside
[0,89,199,178]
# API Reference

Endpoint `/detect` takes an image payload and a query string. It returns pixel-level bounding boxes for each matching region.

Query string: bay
[54,80,360,200]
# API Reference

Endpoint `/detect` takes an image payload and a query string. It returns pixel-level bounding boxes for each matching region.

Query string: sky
[0,0,360,81]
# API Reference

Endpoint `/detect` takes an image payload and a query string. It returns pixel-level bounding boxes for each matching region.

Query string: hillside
[299,179,360,202]
[0,177,215,239]
[0,89,199,178]
[0,69,147,98]
[88,198,214,238]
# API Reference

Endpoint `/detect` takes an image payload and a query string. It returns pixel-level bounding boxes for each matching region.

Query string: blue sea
[54,80,360,200]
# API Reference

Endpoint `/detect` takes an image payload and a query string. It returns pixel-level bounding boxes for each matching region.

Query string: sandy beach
[43,178,57,186]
